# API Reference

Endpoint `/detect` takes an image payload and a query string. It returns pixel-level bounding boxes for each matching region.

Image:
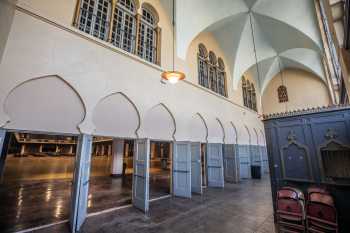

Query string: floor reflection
[0,179,72,233]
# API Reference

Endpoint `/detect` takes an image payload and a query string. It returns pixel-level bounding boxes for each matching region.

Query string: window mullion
[108,0,117,42]
[135,14,142,55]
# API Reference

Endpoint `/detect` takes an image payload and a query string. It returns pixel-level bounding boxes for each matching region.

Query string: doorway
[149,141,172,199]
[87,137,134,213]
[0,132,77,233]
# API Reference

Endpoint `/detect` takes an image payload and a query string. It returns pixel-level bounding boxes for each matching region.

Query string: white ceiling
[174,0,326,93]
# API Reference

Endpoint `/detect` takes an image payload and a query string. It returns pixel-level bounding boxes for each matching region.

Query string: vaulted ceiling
[174,0,326,93]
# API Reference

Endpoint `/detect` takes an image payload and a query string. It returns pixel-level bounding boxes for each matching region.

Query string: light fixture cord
[249,12,261,89]
[277,57,285,86]
[172,0,175,71]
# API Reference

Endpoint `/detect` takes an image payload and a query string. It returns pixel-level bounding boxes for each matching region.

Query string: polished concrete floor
[2,155,112,182]
[35,176,275,233]
[0,174,172,233]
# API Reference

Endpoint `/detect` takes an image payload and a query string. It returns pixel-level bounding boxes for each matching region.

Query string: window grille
[198,44,209,88]
[111,0,137,53]
[76,0,160,64]
[277,85,289,103]
[242,78,257,111]
[217,58,226,96]
[78,0,111,41]
[138,7,157,63]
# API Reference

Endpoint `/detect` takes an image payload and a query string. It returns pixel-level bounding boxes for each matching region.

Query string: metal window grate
[78,0,111,41]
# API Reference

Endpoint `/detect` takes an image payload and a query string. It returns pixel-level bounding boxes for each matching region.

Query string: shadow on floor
[36,176,275,233]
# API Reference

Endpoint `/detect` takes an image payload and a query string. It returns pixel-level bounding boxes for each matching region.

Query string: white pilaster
[111,139,124,176]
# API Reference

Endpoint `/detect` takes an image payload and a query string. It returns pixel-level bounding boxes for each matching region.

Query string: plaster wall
[261,69,331,115]
[0,0,328,146]
[0,0,17,63]
[0,2,264,145]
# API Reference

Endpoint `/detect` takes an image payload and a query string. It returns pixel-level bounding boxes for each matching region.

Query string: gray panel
[70,134,92,233]
[132,139,150,212]
[191,142,202,194]
[173,142,191,198]
[207,143,224,187]
[0,129,7,176]
[223,144,237,183]
[261,146,269,174]
[238,144,251,179]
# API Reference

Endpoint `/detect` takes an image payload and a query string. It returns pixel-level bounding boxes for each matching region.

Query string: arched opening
[143,103,176,199]
[1,75,85,231]
[88,92,141,213]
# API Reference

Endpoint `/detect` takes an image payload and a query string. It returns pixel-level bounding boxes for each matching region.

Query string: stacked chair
[306,187,338,233]
[276,186,338,233]
[276,186,306,232]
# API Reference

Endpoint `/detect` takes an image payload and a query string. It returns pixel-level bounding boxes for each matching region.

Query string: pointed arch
[142,103,176,141]
[4,75,86,134]
[92,92,141,138]
[253,128,259,145]
[206,116,225,143]
[216,118,225,143]
[244,125,252,145]
[225,121,238,144]
[189,113,208,143]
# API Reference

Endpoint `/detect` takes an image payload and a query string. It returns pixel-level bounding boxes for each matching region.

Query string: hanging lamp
[161,0,185,84]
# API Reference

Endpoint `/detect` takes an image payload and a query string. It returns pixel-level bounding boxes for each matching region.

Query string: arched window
[251,84,257,111]
[208,51,218,93]
[242,77,248,106]
[217,58,226,96]
[246,80,252,108]
[75,0,161,64]
[138,5,158,63]
[278,85,289,103]
[77,0,112,41]
[242,77,257,111]
[197,47,227,96]
[111,0,137,53]
[198,44,209,88]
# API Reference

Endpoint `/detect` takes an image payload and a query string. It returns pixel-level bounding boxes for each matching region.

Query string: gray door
[0,129,7,176]
[238,145,251,179]
[207,143,224,188]
[262,146,269,174]
[191,142,202,194]
[70,134,93,233]
[223,144,237,183]
[132,139,150,212]
[173,142,191,198]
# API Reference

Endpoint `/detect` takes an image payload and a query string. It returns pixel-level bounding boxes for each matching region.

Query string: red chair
[306,189,338,233]
[276,187,306,233]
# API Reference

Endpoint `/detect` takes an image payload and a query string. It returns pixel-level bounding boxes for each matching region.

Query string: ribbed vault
[173,0,325,94]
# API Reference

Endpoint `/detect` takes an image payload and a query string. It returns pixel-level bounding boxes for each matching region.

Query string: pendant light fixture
[161,0,186,84]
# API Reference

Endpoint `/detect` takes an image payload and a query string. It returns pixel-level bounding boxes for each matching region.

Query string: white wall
[0,0,17,63]
[0,0,298,146]
[261,69,332,115]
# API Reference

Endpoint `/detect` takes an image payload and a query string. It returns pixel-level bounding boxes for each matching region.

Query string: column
[69,145,73,154]
[20,144,26,156]
[70,134,93,233]
[111,139,124,177]
[101,144,105,156]
[107,144,112,156]
[39,144,43,153]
